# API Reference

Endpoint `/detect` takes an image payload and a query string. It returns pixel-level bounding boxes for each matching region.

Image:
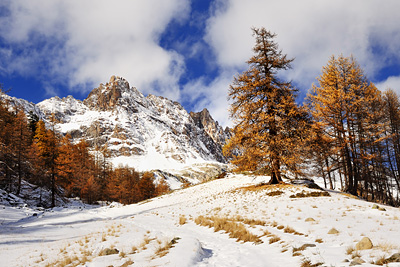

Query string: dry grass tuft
[315,238,323,243]
[179,215,187,225]
[269,235,281,244]
[290,191,330,198]
[235,215,267,226]
[101,233,107,242]
[374,255,389,266]
[120,260,134,267]
[346,245,355,255]
[49,250,92,267]
[194,215,262,244]
[266,190,284,196]
[138,236,153,251]
[376,242,399,252]
[283,226,296,234]
[152,237,180,259]
[131,245,138,254]
[237,183,294,193]
[351,250,361,259]
[261,229,271,237]
[300,259,324,267]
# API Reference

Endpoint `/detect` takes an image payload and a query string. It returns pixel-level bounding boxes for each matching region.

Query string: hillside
[1,174,399,267]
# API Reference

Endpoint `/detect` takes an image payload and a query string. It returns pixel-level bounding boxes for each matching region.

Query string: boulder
[355,237,373,250]
[99,248,119,256]
[350,257,365,266]
[328,228,339,234]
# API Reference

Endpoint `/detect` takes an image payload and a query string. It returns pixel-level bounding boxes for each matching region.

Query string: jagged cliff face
[31,76,229,170]
[190,108,231,147]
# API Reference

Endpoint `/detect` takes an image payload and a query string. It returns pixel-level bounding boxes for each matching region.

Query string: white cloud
[199,0,400,125]
[182,70,234,127]
[376,76,400,95]
[0,0,189,99]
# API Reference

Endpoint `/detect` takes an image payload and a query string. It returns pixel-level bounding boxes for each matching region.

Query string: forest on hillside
[0,103,169,207]
[223,27,400,207]
[1,27,400,207]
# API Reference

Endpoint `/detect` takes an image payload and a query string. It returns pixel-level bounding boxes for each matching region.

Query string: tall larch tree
[12,110,32,195]
[34,119,60,207]
[0,96,15,191]
[382,89,400,197]
[224,27,307,184]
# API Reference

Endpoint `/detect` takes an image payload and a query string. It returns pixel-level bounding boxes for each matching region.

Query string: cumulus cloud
[182,70,234,127]
[376,76,400,95]
[196,0,400,125]
[0,0,189,99]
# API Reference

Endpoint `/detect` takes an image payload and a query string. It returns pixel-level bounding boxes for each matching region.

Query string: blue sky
[1,0,400,127]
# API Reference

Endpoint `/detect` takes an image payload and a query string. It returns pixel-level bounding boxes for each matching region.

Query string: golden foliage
[224,27,309,183]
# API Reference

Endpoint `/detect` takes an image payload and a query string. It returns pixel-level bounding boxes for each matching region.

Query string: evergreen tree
[224,27,308,183]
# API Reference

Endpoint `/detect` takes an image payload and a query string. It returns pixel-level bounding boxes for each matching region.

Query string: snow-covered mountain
[1,76,230,171]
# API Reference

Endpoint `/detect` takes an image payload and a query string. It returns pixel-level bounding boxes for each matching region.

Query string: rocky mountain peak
[8,76,230,170]
[83,75,146,112]
[190,108,230,147]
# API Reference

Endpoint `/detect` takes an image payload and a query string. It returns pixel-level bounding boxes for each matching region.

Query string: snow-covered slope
[1,174,399,267]
[2,76,230,171]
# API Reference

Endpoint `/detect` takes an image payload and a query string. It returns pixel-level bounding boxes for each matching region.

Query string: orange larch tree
[224,27,308,183]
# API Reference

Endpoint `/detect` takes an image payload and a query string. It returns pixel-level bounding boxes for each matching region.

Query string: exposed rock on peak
[190,108,231,148]
[30,76,229,170]
[83,75,146,113]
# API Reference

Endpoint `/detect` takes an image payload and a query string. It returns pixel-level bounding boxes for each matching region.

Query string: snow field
[1,174,400,266]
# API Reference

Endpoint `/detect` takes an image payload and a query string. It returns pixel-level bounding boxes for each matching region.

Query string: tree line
[0,98,169,207]
[224,27,400,206]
